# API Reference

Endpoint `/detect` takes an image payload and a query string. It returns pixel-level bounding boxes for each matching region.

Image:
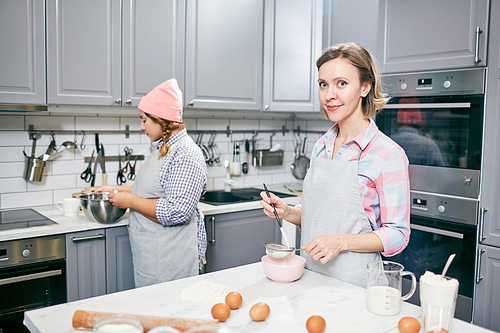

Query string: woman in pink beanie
[96,78,207,287]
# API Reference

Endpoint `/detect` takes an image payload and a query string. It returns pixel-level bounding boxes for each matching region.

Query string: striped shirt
[310,119,410,256]
[154,129,208,272]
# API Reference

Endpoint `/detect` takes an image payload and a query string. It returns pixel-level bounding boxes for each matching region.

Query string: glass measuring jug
[366,261,416,316]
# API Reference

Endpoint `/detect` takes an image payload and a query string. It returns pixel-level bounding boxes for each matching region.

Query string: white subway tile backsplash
[0,131,31,146]
[76,117,120,131]
[0,147,28,162]
[0,178,26,193]
[121,117,141,131]
[0,162,25,178]
[54,188,82,203]
[27,175,77,191]
[1,190,54,209]
[0,113,323,209]
[51,160,88,175]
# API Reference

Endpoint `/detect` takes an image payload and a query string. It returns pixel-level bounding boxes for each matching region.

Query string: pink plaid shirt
[309,119,410,256]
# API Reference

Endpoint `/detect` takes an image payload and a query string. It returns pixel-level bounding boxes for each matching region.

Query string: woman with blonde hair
[261,43,410,287]
[96,78,207,287]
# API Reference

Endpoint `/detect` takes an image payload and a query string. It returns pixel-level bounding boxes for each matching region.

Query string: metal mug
[366,260,417,316]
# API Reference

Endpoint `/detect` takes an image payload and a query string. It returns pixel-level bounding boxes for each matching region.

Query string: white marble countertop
[0,184,301,242]
[23,262,493,333]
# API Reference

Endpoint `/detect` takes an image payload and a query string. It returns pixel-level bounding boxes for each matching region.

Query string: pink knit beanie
[138,78,183,122]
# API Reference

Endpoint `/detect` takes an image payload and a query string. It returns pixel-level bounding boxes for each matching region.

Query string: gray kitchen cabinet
[122,0,185,108]
[184,0,264,110]
[66,229,107,302]
[66,226,134,301]
[106,226,135,294]
[0,0,46,105]
[473,1,500,330]
[47,0,184,107]
[322,0,380,58]
[377,0,489,73]
[204,209,280,273]
[262,0,323,113]
[473,245,500,331]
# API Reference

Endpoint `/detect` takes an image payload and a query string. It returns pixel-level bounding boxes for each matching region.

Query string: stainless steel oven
[377,68,486,322]
[0,235,66,333]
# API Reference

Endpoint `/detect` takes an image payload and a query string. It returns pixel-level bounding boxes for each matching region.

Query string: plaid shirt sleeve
[156,153,206,226]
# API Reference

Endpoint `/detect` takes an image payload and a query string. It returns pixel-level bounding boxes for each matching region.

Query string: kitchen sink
[200,188,295,206]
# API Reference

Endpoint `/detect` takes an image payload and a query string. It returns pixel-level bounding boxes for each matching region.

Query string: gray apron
[129,144,198,288]
[301,149,381,288]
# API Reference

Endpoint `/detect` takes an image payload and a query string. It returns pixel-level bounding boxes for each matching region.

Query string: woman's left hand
[301,235,346,264]
[108,192,133,209]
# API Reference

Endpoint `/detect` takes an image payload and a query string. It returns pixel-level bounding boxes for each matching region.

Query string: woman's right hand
[260,191,288,220]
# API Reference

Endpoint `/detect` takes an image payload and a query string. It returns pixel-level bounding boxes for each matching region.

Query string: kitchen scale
[0,208,57,231]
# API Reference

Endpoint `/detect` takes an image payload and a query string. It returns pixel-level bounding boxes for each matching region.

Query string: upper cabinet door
[184,0,264,110]
[122,0,185,108]
[378,0,489,73]
[0,0,45,105]
[47,0,122,106]
[262,0,323,113]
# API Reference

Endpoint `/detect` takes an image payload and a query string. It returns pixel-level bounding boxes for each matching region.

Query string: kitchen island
[24,262,493,333]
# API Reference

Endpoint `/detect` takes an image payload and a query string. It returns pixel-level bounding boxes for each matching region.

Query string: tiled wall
[0,109,328,209]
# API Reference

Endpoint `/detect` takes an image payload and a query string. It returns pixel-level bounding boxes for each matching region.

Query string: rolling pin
[72,310,217,332]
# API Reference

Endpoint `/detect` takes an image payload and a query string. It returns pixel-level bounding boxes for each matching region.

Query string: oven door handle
[383,102,471,109]
[410,223,464,239]
[0,269,62,286]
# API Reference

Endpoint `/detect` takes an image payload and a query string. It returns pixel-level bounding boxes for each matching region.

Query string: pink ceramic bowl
[261,254,306,283]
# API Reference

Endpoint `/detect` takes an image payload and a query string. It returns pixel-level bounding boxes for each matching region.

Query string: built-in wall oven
[0,210,66,333]
[376,68,486,322]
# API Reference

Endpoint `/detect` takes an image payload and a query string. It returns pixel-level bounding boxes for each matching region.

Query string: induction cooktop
[0,208,57,231]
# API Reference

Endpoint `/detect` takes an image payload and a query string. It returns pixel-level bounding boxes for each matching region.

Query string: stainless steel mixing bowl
[78,192,127,224]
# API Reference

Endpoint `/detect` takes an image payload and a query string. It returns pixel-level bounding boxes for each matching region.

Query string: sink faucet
[224,160,237,192]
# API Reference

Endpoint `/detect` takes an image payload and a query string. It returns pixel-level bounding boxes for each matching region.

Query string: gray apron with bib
[301,150,381,288]
[129,144,198,288]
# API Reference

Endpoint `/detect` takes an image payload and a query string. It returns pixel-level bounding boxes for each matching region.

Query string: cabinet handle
[71,233,105,243]
[126,99,132,105]
[475,26,483,63]
[478,207,487,243]
[264,105,269,110]
[209,217,215,245]
[475,248,485,283]
[0,269,62,286]
[189,101,194,106]
[115,98,122,104]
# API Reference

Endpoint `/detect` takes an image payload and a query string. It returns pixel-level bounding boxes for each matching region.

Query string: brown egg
[306,315,326,333]
[249,302,270,322]
[225,292,243,310]
[211,303,230,322]
[398,316,421,333]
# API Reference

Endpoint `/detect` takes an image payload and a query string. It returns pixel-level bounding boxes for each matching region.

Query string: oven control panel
[0,234,65,269]
[410,191,478,226]
[383,68,485,97]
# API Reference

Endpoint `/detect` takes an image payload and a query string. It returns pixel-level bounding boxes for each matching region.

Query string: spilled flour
[179,280,229,303]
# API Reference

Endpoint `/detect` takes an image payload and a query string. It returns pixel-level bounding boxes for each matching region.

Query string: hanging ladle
[263,183,295,259]
[58,140,78,151]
